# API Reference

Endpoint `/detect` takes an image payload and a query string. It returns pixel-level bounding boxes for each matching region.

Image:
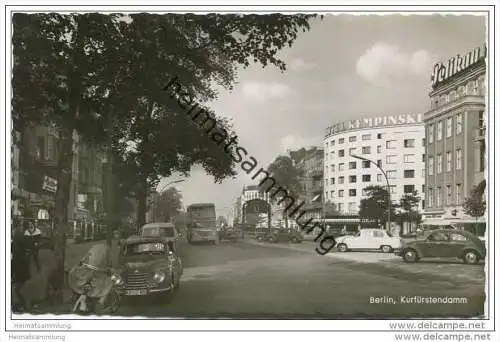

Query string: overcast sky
[158,14,486,218]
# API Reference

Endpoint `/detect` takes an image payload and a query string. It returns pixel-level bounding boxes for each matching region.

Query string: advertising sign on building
[42,176,57,193]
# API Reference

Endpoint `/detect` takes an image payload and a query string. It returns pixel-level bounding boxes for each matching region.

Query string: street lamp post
[350,154,391,230]
[158,179,186,193]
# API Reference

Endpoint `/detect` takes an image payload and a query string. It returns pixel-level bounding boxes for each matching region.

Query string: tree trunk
[52,125,75,303]
[137,176,148,228]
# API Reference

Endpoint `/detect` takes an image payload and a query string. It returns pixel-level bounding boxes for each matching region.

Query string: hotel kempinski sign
[325,113,423,136]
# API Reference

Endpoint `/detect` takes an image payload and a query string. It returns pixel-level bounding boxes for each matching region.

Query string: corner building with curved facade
[323,114,425,215]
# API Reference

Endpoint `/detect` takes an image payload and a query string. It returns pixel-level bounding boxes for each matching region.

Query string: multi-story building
[240,185,270,228]
[295,147,324,221]
[423,44,486,222]
[323,114,426,215]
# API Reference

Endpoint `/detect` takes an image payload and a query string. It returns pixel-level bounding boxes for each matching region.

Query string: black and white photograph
[1,2,497,341]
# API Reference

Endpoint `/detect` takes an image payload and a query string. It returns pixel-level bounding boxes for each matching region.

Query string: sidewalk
[17,239,120,311]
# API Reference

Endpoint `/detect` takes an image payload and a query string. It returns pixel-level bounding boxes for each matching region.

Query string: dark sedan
[397,229,486,264]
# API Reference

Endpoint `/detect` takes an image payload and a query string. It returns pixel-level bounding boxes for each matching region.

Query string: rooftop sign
[325,113,423,137]
[431,44,487,88]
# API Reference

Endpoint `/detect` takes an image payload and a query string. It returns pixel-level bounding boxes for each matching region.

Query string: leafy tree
[153,187,183,222]
[12,12,317,295]
[395,190,422,234]
[323,201,341,218]
[259,155,304,228]
[463,180,486,235]
[359,185,396,228]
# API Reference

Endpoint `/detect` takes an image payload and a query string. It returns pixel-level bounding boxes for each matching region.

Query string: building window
[387,170,396,179]
[456,184,462,204]
[362,146,371,154]
[36,136,45,160]
[377,159,382,167]
[422,185,425,193]
[362,174,371,182]
[428,124,434,143]
[422,154,425,162]
[349,148,356,155]
[349,136,357,142]
[436,187,442,206]
[338,150,345,157]
[390,185,397,194]
[404,170,415,178]
[446,185,452,205]
[331,140,335,146]
[325,192,328,200]
[386,155,397,164]
[325,142,328,148]
[428,188,434,207]
[456,149,462,170]
[349,162,357,169]
[338,203,344,212]
[404,139,415,148]
[404,154,415,163]
[446,151,452,172]
[331,164,335,172]
[339,163,345,171]
[349,189,357,197]
[422,138,426,146]
[437,121,443,141]
[348,202,357,213]
[377,133,382,139]
[339,176,345,184]
[377,174,382,182]
[338,190,344,197]
[479,110,485,132]
[377,145,382,153]
[428,157,434,175]
[404,185,415,193]
[362,134,371,141]
[362,160,370,168]
[446,117,452,137]
[386,140,396,149]
[331,178,335,185]
[349,175,357,183]
[456,113,463,134]
[437,154,442,173]
[339,138,345,144]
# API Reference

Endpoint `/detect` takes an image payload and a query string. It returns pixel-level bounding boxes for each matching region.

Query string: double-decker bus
[186,203,219,244]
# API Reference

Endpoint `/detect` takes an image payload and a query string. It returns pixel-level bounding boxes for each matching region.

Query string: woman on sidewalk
[11,226,30,313]
[24,221,41,273]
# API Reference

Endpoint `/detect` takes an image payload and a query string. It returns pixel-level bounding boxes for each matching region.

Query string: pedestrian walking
[11,225,30,313]
[24,221,42,273]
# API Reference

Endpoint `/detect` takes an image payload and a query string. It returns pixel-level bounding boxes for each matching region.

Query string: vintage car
[396,229,486,264]
[256,228,303,244]
[336,228,402,253]
[139,222,181,240]
[218,226,240,242]
[114,236,183,298]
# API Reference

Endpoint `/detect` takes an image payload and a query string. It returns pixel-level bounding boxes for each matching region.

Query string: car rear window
[141,226,174,237]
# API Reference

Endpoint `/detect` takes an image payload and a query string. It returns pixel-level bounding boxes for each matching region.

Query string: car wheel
[380,245,393,253]
[403,249,419,263]
[337,243,348,252]
[463,250,480,265]
[291,237,298,244]
[257,236,263,242]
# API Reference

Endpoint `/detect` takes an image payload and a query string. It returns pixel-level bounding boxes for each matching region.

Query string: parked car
[114,235,183,299]
[396,229,486,264]
[256,228,303,244]
[336,228,402,253]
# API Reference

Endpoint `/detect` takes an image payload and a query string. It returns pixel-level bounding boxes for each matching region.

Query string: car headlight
[111,274,123,286]
[153,271,166,283]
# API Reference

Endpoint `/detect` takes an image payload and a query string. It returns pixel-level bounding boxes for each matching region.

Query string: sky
[157,14,486,218]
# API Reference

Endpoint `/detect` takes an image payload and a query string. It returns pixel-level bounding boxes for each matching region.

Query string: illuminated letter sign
[431,45,487,87]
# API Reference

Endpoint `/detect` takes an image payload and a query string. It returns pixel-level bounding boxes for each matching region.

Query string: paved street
[107,239,485,318]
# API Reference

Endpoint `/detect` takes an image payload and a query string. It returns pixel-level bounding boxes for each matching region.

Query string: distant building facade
[423,44,486,221]
[323,114,426,215]
[295,147,324,221]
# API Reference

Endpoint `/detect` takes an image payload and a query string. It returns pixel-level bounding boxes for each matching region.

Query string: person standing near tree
[11,223,30,312]
[24,221,41,273]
